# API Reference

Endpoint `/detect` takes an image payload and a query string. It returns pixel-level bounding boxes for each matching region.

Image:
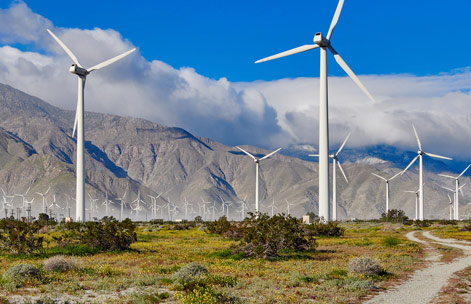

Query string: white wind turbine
[87,193,98,220]
[438,164,471,220]
[49,194,61,219]
[404,188,420,220]
[371,171,401,213]
[102,191,113,217]
[401,125,452,220]
[47,29,136,222]
[117,190,128,221]
[36,187,51,214]
[310,133,350,221]
[131,190,146,219]
[15,187,30,212]
[236,147,281,215]
[446,194,453,221]
[285,199,302,216]
[255,0,375,222]
[268,199,278,217]
[442,184,466,220]
[1,188,14,218]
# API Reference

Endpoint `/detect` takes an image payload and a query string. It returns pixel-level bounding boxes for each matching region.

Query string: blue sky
[9,0,471,81]
[0,0,471,161]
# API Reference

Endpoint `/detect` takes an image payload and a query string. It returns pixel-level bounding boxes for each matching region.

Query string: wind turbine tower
[401,125,452,220]
[255,0,375,221]
[438,164,470,220]
[371,171,401,213]
[237,147,281,216]
[47,29,136,222]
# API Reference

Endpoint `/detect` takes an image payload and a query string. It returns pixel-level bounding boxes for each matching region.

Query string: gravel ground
[365,231,471,304]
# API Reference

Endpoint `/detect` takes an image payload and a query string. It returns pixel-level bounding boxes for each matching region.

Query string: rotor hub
[313,32,330,47]
[69,64,89,77]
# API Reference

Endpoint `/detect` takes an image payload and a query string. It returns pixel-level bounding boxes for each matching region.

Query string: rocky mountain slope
[0,83,469,221]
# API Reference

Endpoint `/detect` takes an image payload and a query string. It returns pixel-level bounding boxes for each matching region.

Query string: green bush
[237,213,317,259]
[175,285,242,304]
[383,236,401,247]
[381,209,408,223]
[305,221,345,237]
[58,217,137,251]
[2,263,41,287]
[0,219,44,254]
[172,262,210,285]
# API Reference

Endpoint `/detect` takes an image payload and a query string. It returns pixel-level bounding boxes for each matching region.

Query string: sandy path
[365,231,471,304]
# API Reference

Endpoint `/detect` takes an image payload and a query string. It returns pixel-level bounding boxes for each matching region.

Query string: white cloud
[0,1,471,161]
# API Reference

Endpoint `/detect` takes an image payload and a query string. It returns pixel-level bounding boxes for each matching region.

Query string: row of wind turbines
[35,0,466,222]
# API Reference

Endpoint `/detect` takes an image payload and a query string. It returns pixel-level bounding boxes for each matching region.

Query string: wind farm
[0,0,471,303]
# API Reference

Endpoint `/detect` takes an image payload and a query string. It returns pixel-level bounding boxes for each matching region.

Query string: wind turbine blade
[72,102,79,137]
[260,148,282,160]
[458,164,471,178]
[308,154,319,157]
[337,162,348,183]
[447,194,452,203]
[390,171,402,181]
[371,173,387,182]
[255,45,319,63]
[411,124,422,151]
[441,186,455,193]
[326,0,345,40]
[336,132,351,156]
[404,190,416,193]
[459,183,466,197]
[87,48,136,72]
[45,187,51,195]
[401,155,419,175]
[328,45,375,102]
[47,29,82,67]
[236,146,257,160]
[438,174,457,179]
[424,152,452,161]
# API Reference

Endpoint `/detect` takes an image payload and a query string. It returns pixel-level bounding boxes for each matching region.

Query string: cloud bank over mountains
[1,1,471,160]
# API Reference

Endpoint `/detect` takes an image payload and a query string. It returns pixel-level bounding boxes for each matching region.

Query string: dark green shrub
[383,236,401,247]
[305,221,345,237]
[237,213,317,258]
[58,217,137,251]
[2,263,41,287]
[381,209,408,223]
[0,219,44,254]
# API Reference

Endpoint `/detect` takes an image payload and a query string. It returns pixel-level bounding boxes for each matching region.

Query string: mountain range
[0,82,469,221]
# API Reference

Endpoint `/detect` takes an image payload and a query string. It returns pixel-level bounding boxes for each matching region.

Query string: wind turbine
[268,199,278,217]
[117,190,128,221]
[401,125,452,220]
[15,187,30,212]
[255,0,375,221]
[442,184,466,220]
[446,194,453,221]
[36,187,51,214]
[87,193,98,220]
[47,29,136,222]
[1,188,14,218]
[438,164,471,220]
[236,146,281,216]
[102,191,113,217]
[371,171,401,213]
[310,132,350,221]
[285,199,302,216]
[404,188,420,220]
[49,194,61,219]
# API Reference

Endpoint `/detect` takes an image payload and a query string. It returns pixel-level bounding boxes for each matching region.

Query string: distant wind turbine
[371,171,401,213]
[404,188,420,220]
[438,164,471,220]
[47,29,136,222]
[401,125,452,220]
[442,184,466,220]
[255,0,375,221]
[36,187,51,214]
[236,146,281,216]
[310,132,350,221]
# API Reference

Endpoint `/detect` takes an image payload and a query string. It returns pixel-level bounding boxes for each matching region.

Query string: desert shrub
[193,216,203,223]
[412,220,430,228]
[460,224,471,231]
[206,216,231,235]
[383,236,401,247]
[172,262,210,284]
[58,217,137,251]
[0,219,44,254]
[237,213,317,259]
[2,263,41,287]
[381,209,408,223]
[129,291,170,304]
[348,257,384,276]
[325,277,375,291]
[305,221,345,237]
[43,255,77,272]
[175,285,242,304]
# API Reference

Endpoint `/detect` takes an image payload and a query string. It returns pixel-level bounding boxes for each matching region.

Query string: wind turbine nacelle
[313,32,329,46]
[69,64,89,77]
